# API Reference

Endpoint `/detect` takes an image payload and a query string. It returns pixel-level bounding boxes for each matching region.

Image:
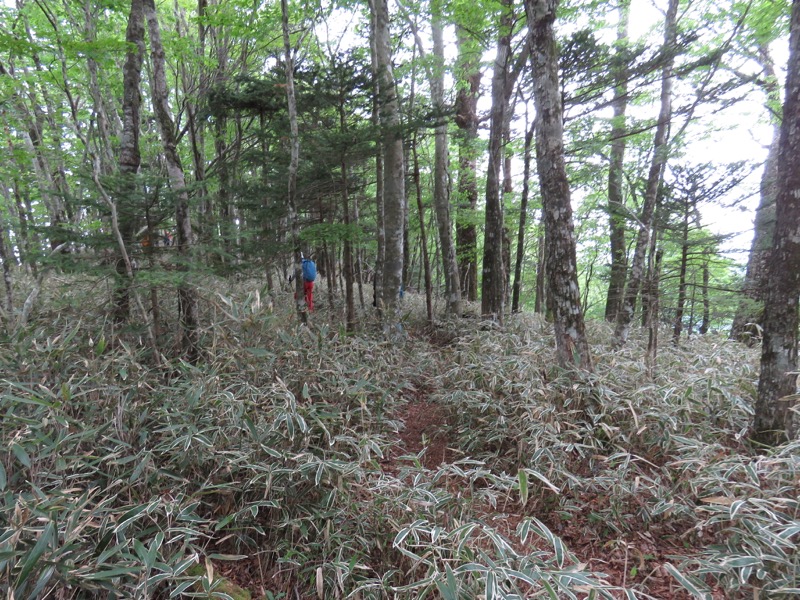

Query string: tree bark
[371,0,405,329]
[280,0,307,325]
[731,120,779,341]
[512,120,534,313]
[525,0,592,371]
[114,0,145,325]
[481,0,513,322]
[144,0,200,361]
[604,0,631,322]
[455,25,481,302]
[614,0,678,346]
[753,0,800,446]
[430,1,461,316]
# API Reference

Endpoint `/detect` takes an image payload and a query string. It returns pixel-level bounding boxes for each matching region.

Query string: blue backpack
[302,259,317,282]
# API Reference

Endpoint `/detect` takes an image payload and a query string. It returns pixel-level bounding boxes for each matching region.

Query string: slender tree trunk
[0,209,13,314]
[525,0,592,371]
[369,0,385,313]
[672,206,690,344]
[115,0,145,325]
[279,0,307,324]
[753,0,800,446]
[512,120,534,313]
[605,0,631,322]
[481,0,513,322]
[614,0,678,346]
[646,248,663,378]
[430,2,461,316]
[454,25,481,302]
[699,258,710,334]
[412,131,434,324]
[144,0,200,360]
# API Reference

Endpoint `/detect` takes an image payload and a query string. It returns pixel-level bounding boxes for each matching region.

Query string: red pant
[304,280,314,312]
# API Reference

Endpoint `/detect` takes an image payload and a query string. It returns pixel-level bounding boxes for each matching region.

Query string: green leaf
[15,521,54,589]
[663,563,711,599]
[11,443,31,468]
[518,469,529,506]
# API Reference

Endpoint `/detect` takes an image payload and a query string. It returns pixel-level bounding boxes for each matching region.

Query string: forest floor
[1,274,797,599]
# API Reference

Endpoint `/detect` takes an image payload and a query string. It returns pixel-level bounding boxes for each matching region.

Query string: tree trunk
[699,258,710,335]
[114,0,145,325]
[430,2,461,316]
[0,208,13,314]
[604,0,631,322]
[614,0,678,346]
[731,125,779,342]
[412,130,434,324]
[454,25,481,302]
[372,0,405,328]
[731,43,781,341]
[368,0,385,314]
[481,0,513,322]
[534,225,546,315]
[144,0,200,361]
[753,0,800,446]
[512,120,534,313]
[672,206,690,344]
[525,0,592,371]
[279,0,307,324]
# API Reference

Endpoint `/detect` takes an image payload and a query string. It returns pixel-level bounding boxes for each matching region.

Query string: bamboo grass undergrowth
[0,274,797,598]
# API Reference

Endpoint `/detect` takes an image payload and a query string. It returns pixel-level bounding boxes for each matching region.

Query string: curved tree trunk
[525,0,592,371]
[753,0,800,446]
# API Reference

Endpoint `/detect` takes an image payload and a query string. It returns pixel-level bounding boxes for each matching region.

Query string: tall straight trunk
[412,131,434,324]
[731,124,779,341]
[114,0,145,324]
[279,0,307,324]
[614,0,678,346]
[699,259,710,335]
[339,109,356,331]
[512,120,535,313]
[534,225,546,314]
[481,0,513,322]
[753,0,800,446]
[0,208,13,314]
[369,0,385,311]
[731,42,781,341]
[605,0,631,322]
[372,0,405,327]
[672,207,690,343]
[454,24,481,302]
[430,2,461,316]
[645,248,663,378]
[144,0,199,360]
[525,0,592,371]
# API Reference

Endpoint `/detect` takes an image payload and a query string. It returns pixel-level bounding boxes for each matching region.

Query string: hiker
[301,255,317,312]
